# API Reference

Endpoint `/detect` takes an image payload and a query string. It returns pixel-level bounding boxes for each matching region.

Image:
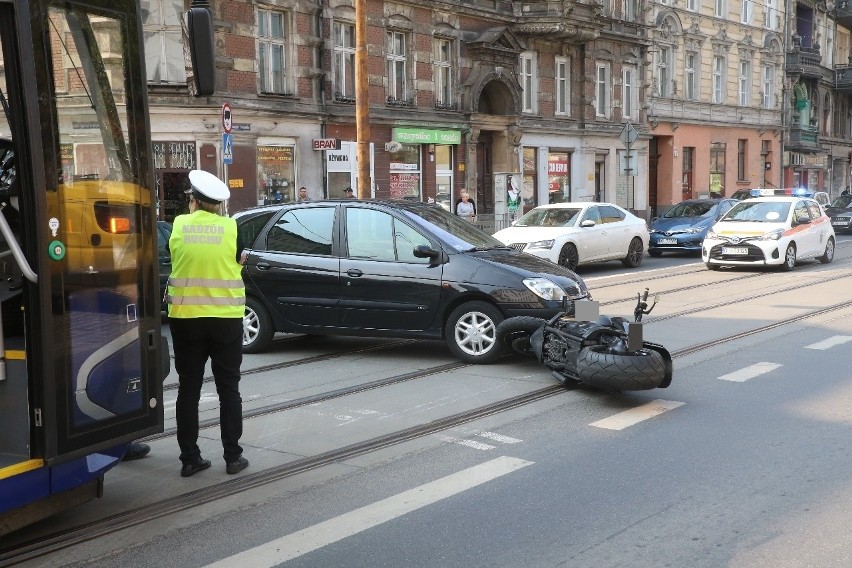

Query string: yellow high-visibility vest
[167,210,245,319]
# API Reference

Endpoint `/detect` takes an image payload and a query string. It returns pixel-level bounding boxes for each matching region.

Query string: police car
[702,196,835,271]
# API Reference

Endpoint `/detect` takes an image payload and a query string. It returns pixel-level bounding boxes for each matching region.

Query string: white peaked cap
[188,169,230,202]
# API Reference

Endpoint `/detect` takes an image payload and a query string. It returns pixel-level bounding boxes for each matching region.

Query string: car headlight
[758,228,784,241]
[526,239,555,250]
[523,277,572,301]
[706,229,718,239]
[686,227,703,234]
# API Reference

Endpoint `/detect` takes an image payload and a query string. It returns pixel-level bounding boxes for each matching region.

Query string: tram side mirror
[184,7,216,97]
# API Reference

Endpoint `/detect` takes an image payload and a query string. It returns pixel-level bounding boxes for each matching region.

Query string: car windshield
[830,195,852,209]
[663,201,716,218]
[723,201,791,222]
[514,207,582,227]
[397,203,508,251]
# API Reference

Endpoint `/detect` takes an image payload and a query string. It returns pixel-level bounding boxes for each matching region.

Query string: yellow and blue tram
[0,0,213,535]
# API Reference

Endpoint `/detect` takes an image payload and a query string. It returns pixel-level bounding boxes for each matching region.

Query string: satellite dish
[384,141,403,152]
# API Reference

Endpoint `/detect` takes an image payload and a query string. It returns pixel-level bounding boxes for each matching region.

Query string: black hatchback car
[234,199,592,363]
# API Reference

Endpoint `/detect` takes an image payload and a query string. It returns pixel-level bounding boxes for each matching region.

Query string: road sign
[222,103,232,134]
[619,122,638,147]
[222,132,233,165]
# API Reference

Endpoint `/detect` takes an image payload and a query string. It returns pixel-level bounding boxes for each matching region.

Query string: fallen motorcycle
[496,288,672,391]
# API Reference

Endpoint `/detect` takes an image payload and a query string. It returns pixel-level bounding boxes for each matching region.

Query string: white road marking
[436,434,496,451]
[717,362,782,383]
[202,456,534,567]
[805,336,852,351]
[475,431,522,444]
[590,399,685,430]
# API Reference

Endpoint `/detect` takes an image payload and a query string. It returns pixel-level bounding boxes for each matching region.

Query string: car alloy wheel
[621,237,645,268]
[242,297,274,353]
[445,301,503,364]
[819,237,835,264]
[558,243,579,271]
[780,243,796,272]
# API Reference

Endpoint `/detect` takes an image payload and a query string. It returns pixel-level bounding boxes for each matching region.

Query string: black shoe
[181,458,211,477]
[226,456,249,475]
[122,442,151,461]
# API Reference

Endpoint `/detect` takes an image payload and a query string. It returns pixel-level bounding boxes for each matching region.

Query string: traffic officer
[168,169,249,477]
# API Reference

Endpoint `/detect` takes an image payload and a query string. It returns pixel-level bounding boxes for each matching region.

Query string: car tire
[648,249,663,257]
[621,237,645,268]
[558,243,579,271]
[445,301,504,364]
[819,237,835,264]
[576,345,667,391]
[780,243,796,272]
[495,316,546,355]
[243,296,274,354]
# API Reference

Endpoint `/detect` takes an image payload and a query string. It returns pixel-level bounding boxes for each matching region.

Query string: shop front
[391,127,461,209]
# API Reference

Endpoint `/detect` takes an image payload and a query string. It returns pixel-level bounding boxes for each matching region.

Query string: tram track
[4,284,852,566]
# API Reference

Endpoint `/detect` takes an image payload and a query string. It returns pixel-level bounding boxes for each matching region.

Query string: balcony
[837,65,852,94]
[785,46,823,80]
[514,0,601,43]
[787,124,821,153]
[837,0,852,29]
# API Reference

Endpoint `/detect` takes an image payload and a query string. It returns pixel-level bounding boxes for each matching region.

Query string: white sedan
[493,202,649,271]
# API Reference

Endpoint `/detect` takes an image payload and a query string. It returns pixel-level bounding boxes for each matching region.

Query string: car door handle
[347,268,363,277]
[256,261,272,271]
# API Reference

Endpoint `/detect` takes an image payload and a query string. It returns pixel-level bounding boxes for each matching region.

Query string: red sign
[312,138,341,151]
[222,103,232,133]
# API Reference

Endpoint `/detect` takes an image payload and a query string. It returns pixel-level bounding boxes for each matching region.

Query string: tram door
[0,0,163,467]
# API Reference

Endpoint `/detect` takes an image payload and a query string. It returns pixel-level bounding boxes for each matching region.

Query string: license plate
[657,238,677,245]
[832,220,847,226]
[721,247,748,255]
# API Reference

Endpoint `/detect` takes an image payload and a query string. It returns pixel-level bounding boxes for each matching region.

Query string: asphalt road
[12,236,852,568]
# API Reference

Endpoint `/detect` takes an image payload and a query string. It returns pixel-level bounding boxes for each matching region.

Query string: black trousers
[170,317,244,464]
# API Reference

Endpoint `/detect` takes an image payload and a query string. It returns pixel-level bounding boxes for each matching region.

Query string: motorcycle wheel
[576,345,667,391]
[495,316,546,355]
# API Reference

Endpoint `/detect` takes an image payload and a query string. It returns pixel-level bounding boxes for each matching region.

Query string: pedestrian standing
[168,170,249,477]
[455,191,476,222]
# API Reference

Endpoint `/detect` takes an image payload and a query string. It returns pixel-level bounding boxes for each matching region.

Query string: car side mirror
[580,219,596,228]
[413,244,439,259]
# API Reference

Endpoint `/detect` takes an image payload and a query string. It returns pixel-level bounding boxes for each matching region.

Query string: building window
[741,0,753,24]
[738,60,750,106]
[595,62,610,118]
[141,0,187,83]
[555,56,570,116]
[622,66,637,119]
[715,0,726,18]
[388,144,421,199]
[387,31,408,103]
[762,65,775,109]
[520,51,538,113]
[434,38,453,109]
[258,146,296,203]
[687,0,699,11]
[737,139,747,181]
[623,0,637,21]
[523,147,538,213]
[333,22,355,100]
[657,47,671,97]
[682,147,694,197]
[685,53,697,100]
[764,0,778,30]
[710,143,726,196]
[548,152,571,203]
[713,56,725,104]
[258,8,288,94]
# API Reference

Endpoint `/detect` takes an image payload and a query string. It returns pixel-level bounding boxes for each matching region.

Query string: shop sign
[257,145,293,164]
[229,179,244,189]
[389,172,419,198]
[548,154,569,174]
[313,138,341,150]
[153,141,197,170]
[392,128,461,145]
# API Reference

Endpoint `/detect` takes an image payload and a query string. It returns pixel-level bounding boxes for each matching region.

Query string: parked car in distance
[648,198,737,256]
[702,196,835,271]
[825,194,852,234]
[234,200,592,363]
[491,202,648,271]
